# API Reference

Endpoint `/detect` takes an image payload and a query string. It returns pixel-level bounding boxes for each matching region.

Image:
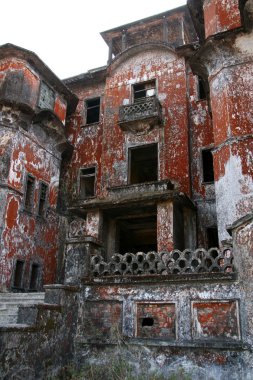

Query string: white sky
[0,0,186,79]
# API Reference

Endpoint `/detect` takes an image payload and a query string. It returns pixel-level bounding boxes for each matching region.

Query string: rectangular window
[13,260,24,289]
[38,182,48,217]
[197,76,206,100]
[24,174,35,211]
[133,80,156,102]
[129,144,158,185]
[206,227,219,248]
[85,98,100,125]
[80,167,96,198]
[202,149,214,183]
[29,263,40,290]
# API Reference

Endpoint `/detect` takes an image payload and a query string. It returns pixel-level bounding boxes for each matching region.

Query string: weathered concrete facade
[0,45,78,291]
[0,0,253,378]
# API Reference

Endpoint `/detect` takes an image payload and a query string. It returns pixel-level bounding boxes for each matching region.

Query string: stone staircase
[0,292,45,325]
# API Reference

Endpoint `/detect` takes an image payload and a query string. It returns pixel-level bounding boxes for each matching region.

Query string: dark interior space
[198,76,206,100]
[129,144,158,185]
[13,260,24,289]
[202,149,214,183]
[133,80,156,101]
[86,97,100,124]
[80,167,96,198]
[29,264,40,290]
[207,227,219,248]
[117,215,157,254]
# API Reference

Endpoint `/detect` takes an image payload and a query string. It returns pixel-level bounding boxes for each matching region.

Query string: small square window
[129,144,158,185]
[80,167,96,198]
[133,80,156,102]
[202,149,214,183]
[38,182,48,217]
[85,98,100,125]
[24,174,35,212]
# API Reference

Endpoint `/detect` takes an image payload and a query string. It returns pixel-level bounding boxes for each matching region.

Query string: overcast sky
[1,0,186,79]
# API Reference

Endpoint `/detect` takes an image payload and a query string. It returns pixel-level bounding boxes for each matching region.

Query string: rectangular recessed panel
[38,81,55,110]
[192,300,240,340]
[83,301,122,339]
[136,302,176,339]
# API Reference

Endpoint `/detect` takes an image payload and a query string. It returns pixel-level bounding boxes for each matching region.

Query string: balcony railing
[119,96,162,132]
[90,248,234,277]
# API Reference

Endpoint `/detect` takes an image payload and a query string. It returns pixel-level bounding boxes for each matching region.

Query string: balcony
[119,96,162,133]
[87,247,236,284]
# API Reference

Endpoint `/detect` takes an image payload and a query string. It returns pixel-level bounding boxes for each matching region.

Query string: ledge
[44,284,80,292]
[81,272,237,286]
[75,336,249,351]
[0,324,39,332]
[69,182,195,213]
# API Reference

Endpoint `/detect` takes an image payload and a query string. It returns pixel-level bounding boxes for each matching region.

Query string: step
[0,314,17,324]
[0,292,45,326]
[0,307,18,315]
[0,292,45,300]
[0,295,45,303]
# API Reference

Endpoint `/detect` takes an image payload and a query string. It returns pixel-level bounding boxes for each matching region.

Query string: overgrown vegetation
[53,326,193,380]
[55,361,192,380]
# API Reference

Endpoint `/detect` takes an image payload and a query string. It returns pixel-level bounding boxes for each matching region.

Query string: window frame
[79,166,97,199]
[84,97,101,126]
[24,173,35,213]
[132,80,156,103]
[37,181,49,218]
[29,262,41,291]
[12,259,25,290]
[128,143,158,185]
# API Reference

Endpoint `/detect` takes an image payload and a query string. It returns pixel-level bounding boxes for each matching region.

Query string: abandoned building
[0,0,253,378]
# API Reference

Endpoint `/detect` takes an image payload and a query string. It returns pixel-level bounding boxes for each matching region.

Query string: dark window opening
[133,80,156,102]
[202,149,214,183]
[198,76,206,100]
[13,260,24,289]
[117,215,157,254]
[80,167,96,198]
[29,263,40,290]
[85,98,100,124]
[38,182,48,217]
[142,317,154,327]
[24,175,35,211]
[129,144,158,185]
[207,227,219,248]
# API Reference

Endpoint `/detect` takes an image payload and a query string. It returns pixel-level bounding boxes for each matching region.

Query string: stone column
[157,201,174,252]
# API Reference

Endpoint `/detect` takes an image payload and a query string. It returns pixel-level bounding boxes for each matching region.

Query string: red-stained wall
[0,57,69,291]
[203,0,241,38]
